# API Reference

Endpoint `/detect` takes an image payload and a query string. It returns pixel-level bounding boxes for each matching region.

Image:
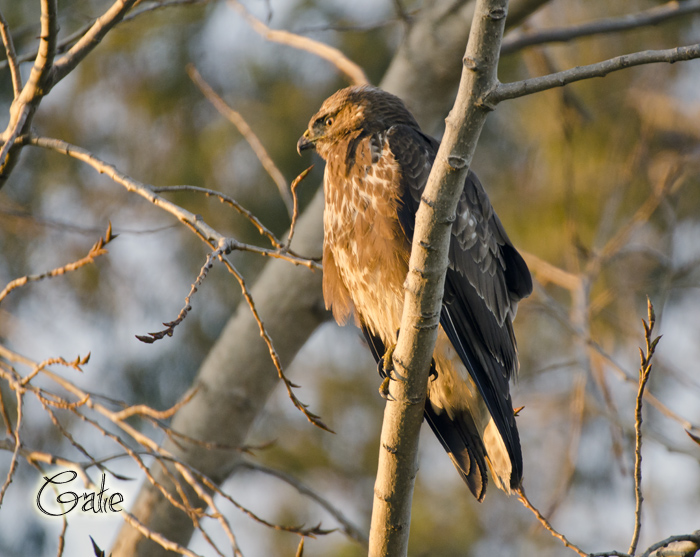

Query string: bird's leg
[378,329,400,400]
[378,344,395,399]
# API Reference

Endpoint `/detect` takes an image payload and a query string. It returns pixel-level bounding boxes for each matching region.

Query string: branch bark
[368,0,509,555]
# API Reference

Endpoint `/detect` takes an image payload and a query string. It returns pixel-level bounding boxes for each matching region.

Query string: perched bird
[297,85,532,501]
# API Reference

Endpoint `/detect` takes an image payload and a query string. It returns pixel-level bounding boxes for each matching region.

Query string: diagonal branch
[228,0,369,85]
[187,64,295,217]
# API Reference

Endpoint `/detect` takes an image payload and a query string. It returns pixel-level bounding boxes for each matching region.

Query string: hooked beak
[296,130,315,155]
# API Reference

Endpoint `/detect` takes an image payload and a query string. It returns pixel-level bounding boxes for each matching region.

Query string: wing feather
[387,124,532,490]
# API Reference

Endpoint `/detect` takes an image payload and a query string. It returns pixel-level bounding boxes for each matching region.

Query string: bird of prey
[297,85,532,501]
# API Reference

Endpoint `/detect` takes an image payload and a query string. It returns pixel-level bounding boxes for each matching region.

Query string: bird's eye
[324,117,334,127]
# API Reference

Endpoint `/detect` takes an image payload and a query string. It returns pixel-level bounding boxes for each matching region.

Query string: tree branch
[488,43,700,104]
[368,0,509,555]
[501,0,700,55]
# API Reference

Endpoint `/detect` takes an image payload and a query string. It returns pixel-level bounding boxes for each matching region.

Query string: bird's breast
[323,156,408,344]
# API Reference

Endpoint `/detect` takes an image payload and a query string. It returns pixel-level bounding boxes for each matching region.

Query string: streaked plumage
[297,85,532,500]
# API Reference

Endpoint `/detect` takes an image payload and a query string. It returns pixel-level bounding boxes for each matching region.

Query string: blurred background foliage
[0,1,699,556]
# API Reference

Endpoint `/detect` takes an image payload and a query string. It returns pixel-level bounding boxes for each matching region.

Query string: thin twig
[111,386,199,421]
[285,166,314,250]
[229,0,369,85]
[239,462,369,546]
[0,223,116,303]
[151,184,283,248]
[0,389,22,505]
[187,64,294,217]
[629,298,661,556]
[136,243,223,344]
[516,488,588,557]
[215,253,333,432]
[502,0,700,55]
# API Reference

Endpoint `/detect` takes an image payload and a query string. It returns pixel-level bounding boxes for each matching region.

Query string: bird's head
[297,85,420,159]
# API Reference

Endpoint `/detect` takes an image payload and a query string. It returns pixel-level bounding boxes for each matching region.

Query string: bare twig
[238,462,369,546]
[136,242,224,344]
[517,488,588,557]
[229,0,369,85]
[214,252,333,433]
[285,166,314,250]
[111,386,199,421]
[502,0,700,55]
[488,43,700,105]
[151,185,283,248]
[0,223,116,303]
[187,64,294,217]
[629,298,661,556]
[369,0,509,553]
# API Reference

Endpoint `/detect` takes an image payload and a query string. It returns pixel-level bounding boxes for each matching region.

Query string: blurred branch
[489,43,700,104]
[228,0,369,85]
[187,64,295,217]
[502,0,700,55]
[0,10,22,96]
[0,223,116,303]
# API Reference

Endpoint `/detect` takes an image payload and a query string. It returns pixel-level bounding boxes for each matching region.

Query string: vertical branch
[368,1,509,555]
[629,299,660,556]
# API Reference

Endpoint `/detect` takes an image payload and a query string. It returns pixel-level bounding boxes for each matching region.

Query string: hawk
[297,85,532,501]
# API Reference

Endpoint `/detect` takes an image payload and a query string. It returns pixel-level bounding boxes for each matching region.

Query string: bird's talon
[379,376,394,400]
[429,361,438,381]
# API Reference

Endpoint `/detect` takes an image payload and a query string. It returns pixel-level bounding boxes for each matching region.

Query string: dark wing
[388,124,532,490]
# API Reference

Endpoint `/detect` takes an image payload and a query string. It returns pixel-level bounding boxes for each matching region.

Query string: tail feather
[424,400,488,501]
